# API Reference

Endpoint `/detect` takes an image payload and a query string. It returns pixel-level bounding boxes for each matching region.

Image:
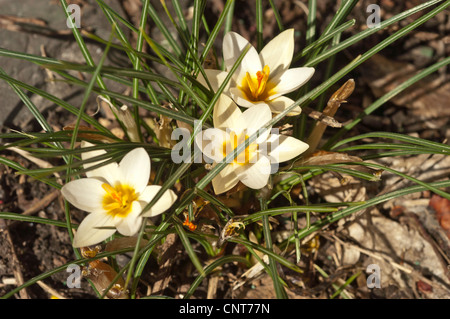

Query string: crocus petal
[81,141,120,185]
[213,94,245,133]
[259,29,295,78]
[114,201,142,236]
[267,96,302,116]
[72,212,116,248]
[61,178,106,214]
[268,67,315,100]
[212,164,240,195]
[267,134,309,164]
[223,32,262,83]
[195,128,228,163]
[236,155,271,190]
[139,185,178,217]
[197,69,230,92]
[241,104,272,143]
[118,148,150,193]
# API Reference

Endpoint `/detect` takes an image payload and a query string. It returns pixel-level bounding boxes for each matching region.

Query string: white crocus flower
[195,95,309,195]
[61,142,177,247]
[208,29,314,116]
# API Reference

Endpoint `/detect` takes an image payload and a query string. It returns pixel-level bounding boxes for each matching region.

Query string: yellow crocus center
[241,65,272,101]
[222,131,258,165]
[102,183,138,218]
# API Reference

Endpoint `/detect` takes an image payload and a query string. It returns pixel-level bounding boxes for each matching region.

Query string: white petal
[212,164,239,195]
[241,104,272,143]
[213,94,245,132]
[236,155,271,190]
[267,96,302,116]
[195,128,227,163]
[61,178,106,213]
[259,29,295,78]
[197,69,230,92]
[80,141,119,185]
[114,201,143,236]
[118,148,150,193]
[223,32,262,83]
[268,67,315,99]
[72,212,116,248]
[140,185,178,217]
[267,134,309,163]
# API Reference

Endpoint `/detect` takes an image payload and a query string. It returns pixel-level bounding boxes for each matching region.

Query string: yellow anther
[102,183,121,202]
[243,65,270,101]
[222,132,258,165]
[102,183,138,218]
